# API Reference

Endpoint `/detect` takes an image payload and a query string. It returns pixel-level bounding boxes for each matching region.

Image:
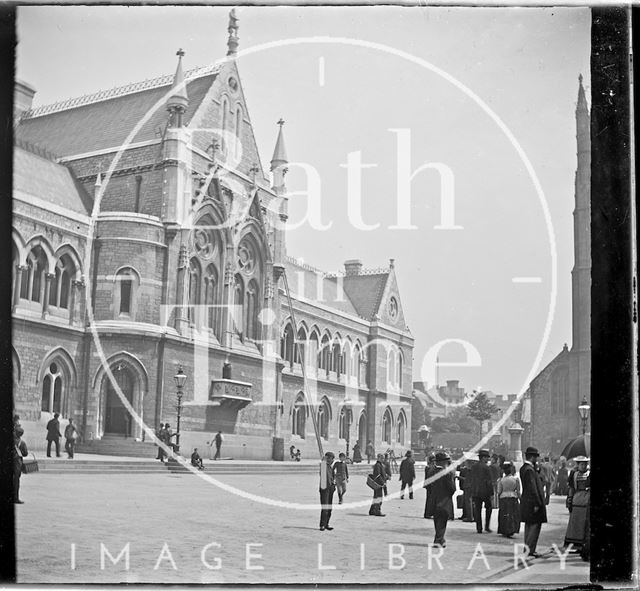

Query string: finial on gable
[227,9,239,57]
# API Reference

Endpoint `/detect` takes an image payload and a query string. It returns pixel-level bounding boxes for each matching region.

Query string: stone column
[70,278,85,325]
[13,265,24,311]
[508,422,524,464]
[175,243,190,334]
[42,272,54,318]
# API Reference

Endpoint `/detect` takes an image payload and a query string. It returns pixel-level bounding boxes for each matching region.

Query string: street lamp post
[174,365,187,453]
[578,395,591,435]
[344,399,353,461]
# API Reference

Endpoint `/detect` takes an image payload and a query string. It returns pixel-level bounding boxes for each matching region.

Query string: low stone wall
[178,431,274,461]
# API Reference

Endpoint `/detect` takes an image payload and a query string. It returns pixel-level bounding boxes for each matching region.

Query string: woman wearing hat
[564,456,590,556]
[497,461,521,537]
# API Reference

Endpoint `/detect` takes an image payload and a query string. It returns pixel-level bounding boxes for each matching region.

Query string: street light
[343,398,353,461]
[174,365,187,452]
[578,395,590,435]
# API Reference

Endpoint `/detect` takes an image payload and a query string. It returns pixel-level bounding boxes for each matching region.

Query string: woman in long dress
[564,456,590,553]
[497,461,521,537]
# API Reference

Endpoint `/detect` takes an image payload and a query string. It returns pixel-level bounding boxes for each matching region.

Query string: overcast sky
[17,6,591,397]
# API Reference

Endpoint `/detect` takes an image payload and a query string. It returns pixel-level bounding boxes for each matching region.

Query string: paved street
[16,468,589,584]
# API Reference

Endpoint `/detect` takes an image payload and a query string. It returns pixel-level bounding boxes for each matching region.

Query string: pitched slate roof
[282,258,359,317]
[16,70,218,158]
[341,272,389,320]
[14,142,92,216]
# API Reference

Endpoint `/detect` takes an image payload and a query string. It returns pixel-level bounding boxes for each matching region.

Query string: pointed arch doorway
[358,411,367,448]
[104,366,134,436]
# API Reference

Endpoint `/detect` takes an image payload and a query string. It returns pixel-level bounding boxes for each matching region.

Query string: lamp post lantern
[174,365,187,452]
[578,395,590,435]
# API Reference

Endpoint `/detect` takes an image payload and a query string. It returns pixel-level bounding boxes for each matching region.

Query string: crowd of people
[317,445,591,563]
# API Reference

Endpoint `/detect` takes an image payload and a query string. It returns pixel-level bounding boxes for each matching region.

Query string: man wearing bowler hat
[470,449,494,533]
[520,446,547,558]
[431,451,456,547]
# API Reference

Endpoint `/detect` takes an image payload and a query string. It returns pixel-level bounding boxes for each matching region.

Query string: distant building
[526,77,591,456]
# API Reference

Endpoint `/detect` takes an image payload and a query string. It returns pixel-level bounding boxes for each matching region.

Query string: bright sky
[17,6,591,397]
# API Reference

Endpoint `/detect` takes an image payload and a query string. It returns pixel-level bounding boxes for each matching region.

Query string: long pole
[176,390,182,451]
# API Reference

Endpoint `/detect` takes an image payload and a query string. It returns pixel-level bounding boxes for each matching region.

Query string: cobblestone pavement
[16,470,590,584]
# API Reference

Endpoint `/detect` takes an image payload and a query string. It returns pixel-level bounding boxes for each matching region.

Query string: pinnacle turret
[167,49,188,126]
[270,119,288,194]
[227,9,239,57]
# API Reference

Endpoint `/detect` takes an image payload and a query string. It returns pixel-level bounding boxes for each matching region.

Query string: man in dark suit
[470,449,494,533]
[431,451,456,547]
[319,451,336,530]
[45,413,62,458]
[520,446,547,558]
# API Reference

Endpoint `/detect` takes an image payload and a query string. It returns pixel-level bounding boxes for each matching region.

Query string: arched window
[398,350,403,389]
[387,346,397,388]
[203,264,218,331]
[49,255,75,310]
[551,368,569,414]
[245,279,260,340]
[233,274,244,338]
[292,393,306,438]
[188,258,202,326]
[281,323,295,365]
[115,268,139,318]
[21,245,48,303]
[318,397,331,440]
[382,407,393,444]
[235,105,243,159]
[353,343,362,385]
[319,334,331,373]
[41,361,63,414]
[309,331,319,374]
[221,96,229,136]
[332,339,341,376]
[236,237,262,341]
[295,326,307,366]
[397,411,406,445]
[339,407,350,440]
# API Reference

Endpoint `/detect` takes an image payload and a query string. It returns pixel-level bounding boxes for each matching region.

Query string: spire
[270,119,288,194]
[270,118,288,169]
[94,171,102,198]
[167,49,188,125]
[227,9,239,57]
[577,73,588,113]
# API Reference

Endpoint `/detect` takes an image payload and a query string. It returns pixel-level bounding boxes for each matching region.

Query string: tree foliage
[411,396,426,431]
[466,392,500,422]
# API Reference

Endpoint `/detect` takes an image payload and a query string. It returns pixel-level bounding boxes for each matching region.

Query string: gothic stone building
[12,20,414,460]
[525,76,591,456]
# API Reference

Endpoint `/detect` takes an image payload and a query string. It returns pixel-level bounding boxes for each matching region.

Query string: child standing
[333,452,349,504]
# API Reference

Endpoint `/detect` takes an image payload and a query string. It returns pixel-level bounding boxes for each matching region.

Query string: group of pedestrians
[45,413,78,458]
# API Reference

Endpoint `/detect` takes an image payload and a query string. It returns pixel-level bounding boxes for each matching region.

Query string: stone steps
[33,458,382,475]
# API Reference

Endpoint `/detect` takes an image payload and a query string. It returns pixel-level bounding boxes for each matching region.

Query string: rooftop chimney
[14,79,36,125]
[344,259,363,276]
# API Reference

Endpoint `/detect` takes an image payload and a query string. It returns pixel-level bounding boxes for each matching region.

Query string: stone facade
[12,22,413,460]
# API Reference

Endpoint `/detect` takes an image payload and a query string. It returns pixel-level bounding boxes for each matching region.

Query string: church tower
[569,74,591,433]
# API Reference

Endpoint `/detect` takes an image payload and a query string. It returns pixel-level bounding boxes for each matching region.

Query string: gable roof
[341,272,389,321]
[14,141,92,216]
[16,67,220,159]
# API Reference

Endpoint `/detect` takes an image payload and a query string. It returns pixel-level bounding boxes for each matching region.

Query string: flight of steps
[75,434,159,458]
[37,458,168,474]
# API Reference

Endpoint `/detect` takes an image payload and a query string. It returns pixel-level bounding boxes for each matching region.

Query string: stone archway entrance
[104,366,134,436]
